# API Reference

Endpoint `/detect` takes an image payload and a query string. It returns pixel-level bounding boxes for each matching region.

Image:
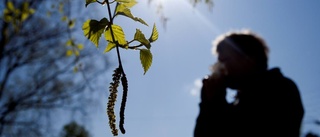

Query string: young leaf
[115,0,131,3]
[140,49,153,75]
[116,0,137,8]
[7,1,15,11]
[134,18,148,26]
[74,50,80,56]
[61,16,67,21]
[66,39,73,46]
[21,2,33,22]
[3,9,12,22]
[29,9,35,14]
[77,44,84,50]
[21,12,28,21]
[105,24,127,45]
[149,23,159,42]
[22,2,29,10]
[82,18,109,47]
[4,2,16,22]
[104,42,116,53]
[66,50,73,56]
[23,2,35,14]
[86,0,97,7]
[73,66,79,73]
[134,29,150,49]
[68,19,75,28]
[115,4,148,26]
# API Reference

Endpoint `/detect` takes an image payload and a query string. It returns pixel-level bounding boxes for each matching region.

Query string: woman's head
[212,30,269,87]
[214,30,269,75]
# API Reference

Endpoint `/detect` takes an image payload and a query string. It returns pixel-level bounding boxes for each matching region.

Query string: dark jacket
[194,68,304,137]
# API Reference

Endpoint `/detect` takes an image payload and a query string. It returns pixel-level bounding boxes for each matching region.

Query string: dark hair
[213,30,269,70]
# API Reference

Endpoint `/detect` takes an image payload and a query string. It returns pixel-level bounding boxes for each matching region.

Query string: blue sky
[84,0,320,136]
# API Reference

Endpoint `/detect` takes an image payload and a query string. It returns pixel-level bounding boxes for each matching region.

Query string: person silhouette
[194,30,304,137]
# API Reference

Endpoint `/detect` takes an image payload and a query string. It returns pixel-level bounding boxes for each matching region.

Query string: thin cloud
[189,78,202,96]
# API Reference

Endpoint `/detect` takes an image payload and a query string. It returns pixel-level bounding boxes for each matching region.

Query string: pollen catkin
[107,67,121,136]
[119,73,128,134]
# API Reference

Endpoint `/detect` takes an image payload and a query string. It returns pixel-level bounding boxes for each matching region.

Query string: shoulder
[266,68,302,100]
[267,68,298,89]
[267,68,304,113]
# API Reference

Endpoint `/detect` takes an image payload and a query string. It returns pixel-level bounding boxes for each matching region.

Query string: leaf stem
[128,44,144,49]
[109,0,116,4]
[96,0,106,5]
[127,39,135,44]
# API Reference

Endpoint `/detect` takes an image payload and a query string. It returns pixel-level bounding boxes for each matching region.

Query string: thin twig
[106,0,123,72]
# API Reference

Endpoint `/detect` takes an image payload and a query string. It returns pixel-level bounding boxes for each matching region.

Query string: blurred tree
[60,121,90,137]
[148,0,214,28]
[189,0,214,9]
[0,0,109,136]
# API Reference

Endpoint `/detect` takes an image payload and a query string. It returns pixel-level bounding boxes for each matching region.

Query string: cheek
[225,60,246,75]
[224,63,235,74]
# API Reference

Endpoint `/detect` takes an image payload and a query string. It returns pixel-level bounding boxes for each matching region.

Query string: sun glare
[157,0,168,3]
[152,0,170,5]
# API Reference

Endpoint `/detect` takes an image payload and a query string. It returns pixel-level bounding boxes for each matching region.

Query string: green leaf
[105,24,127,45]
[66,50,73,56]
[82,18,109,47]
[115,4,131,16]
[74,50,80,56]
[68,19,75,28]
[115,4,148,26]
[3,9,12,22]
[104,42,116,53]
[115,0,131,3]
[29,9,35,14]
[20,13,28,22]
[149,23,159,42]
[77,44,84,50]
[22,2,29,11]
[86,0,97,7]
[61,16,67,21]
[4,2,15,22]
[21,2,30,21]
[134,29,150,49]
[116,0,137,8]
[73,66,79,73]
[7,1,15,11]
[66,39,73,46]
[140,49,153,75]
[14,9,20,15]
[134,18,148,26]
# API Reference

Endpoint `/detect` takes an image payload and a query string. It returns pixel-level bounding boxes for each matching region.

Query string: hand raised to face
[201,62,228,102]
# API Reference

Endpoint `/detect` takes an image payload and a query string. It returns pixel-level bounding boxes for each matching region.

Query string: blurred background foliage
[0,0,214,136]
[0,0,110,136]
[60,121,90,137]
